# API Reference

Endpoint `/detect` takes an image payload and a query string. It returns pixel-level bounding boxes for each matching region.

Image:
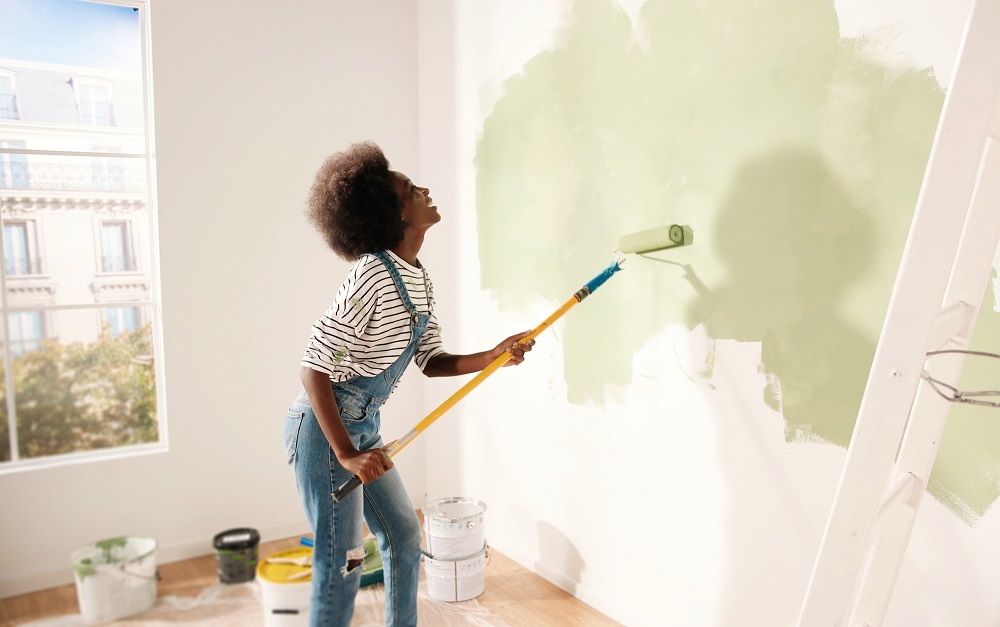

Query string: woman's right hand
[339,446,394,484]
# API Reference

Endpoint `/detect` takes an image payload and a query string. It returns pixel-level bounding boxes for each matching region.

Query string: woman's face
[392,171,440,230]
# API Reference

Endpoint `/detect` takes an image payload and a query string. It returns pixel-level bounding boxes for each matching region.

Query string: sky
[0,0,141,73]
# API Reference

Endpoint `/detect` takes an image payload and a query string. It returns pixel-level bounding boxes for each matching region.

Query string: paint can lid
[213,527,260,551]
[256,547,313,585]
[422,497,487,522]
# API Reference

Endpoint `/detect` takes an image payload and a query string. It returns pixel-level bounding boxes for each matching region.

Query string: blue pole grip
[582,260,622,297]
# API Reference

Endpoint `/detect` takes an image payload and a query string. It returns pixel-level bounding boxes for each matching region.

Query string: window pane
[0,2,144,153]
[0,1,160,466]
[11,307,156,460]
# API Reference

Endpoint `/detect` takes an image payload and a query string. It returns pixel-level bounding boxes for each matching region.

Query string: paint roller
[618,223,693,254]
[331,224,694,502]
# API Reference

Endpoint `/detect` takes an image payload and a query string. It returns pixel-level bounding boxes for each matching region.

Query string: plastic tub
[71,536,158,623]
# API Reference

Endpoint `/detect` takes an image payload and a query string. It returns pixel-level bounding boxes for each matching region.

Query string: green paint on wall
[928,276,1000,521]
[475,0,1000,520]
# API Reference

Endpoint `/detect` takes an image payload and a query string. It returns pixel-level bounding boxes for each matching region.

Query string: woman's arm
[300,366,391,483]
[422,331,535,377]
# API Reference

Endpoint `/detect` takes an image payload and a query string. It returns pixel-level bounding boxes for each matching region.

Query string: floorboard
[0,535,620,626]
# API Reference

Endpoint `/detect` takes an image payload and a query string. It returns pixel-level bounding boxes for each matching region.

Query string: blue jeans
[285,251,426,626]
[284,393,421,626]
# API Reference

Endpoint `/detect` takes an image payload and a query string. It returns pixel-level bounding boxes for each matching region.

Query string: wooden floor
[0,535,620,626]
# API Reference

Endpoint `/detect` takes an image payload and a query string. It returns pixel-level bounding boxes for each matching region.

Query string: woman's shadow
[689,146,877,448]
[686,146,880,624]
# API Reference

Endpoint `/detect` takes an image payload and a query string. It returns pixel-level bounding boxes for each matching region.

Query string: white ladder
[796,0,1000,624]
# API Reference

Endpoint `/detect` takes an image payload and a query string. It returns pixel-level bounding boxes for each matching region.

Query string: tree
[0,324,157,460]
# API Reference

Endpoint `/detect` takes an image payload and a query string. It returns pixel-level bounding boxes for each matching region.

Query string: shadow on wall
[535,521,585,596]
[688,148,874,449]
[473,0,1000,521]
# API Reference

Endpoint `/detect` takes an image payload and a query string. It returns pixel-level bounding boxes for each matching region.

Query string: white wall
[418,1,1000,626]
[0,0,426,597]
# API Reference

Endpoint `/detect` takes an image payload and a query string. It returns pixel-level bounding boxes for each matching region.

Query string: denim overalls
[284,251,426,627]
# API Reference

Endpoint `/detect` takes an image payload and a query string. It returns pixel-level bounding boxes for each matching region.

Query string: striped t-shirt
[301,250,445,382]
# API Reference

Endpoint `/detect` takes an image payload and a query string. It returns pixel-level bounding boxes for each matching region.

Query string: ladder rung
[872,472,917,539]
[925,301,973,352]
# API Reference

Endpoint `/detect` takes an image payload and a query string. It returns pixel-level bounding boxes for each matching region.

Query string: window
[74,80,115,127]
[104,306,139,337]
[8,311,45,356]
[0,73,18,120]
[0,140,29,189]
[3,221,43,276]
[100,220,137,272]
[0,1,160,467]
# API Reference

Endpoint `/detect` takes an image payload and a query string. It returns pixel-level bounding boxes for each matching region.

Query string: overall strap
[371,251,425,321]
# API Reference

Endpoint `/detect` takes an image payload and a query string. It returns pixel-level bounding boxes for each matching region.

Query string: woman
[284,141,533,626]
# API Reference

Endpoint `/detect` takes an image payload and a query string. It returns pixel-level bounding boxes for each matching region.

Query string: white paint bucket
[423,547,489,602]
[421,497,486,559]
[71,536,158,623]
[256,547,312,627]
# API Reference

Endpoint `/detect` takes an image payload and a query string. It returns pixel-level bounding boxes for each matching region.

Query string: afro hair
[305,141,405,261]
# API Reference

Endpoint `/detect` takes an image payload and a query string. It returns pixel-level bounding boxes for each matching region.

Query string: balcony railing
[101,255,139,273]
[0,161,147,193]
[5,256,46,276]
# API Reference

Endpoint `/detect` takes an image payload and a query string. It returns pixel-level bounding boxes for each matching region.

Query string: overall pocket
[283,408,305,464]
[334,386,372,423]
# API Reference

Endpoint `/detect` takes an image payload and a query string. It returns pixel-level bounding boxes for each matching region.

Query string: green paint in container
[213,527,260,584]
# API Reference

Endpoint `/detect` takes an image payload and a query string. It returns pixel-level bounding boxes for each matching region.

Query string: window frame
[0,0,165,471]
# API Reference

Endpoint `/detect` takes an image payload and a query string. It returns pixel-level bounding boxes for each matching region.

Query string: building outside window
[100,220,136,272]
[91,147,126,192]
[0,0,162,467]
[8,311,44,357]
[3,220,42,275]
[0,140,28,189]
[74,80,115,127]
[104,306,138,337]
[0,73,17,120]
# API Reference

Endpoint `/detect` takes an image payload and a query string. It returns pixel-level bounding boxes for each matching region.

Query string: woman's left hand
[493,331,535,366]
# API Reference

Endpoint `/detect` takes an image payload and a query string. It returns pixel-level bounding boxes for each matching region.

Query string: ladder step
[925,301,973,352]
[872,472,917,540]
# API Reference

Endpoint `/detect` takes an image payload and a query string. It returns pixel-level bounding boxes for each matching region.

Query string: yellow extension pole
[331,259,622,502]
[396,293,580,451]
[331,224,692,501]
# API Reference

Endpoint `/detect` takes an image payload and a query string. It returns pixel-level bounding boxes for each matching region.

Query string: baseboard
[0,518,312,599]
[489,541,620,623]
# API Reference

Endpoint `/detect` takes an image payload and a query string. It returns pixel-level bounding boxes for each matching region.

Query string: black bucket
[212,528,260,584]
